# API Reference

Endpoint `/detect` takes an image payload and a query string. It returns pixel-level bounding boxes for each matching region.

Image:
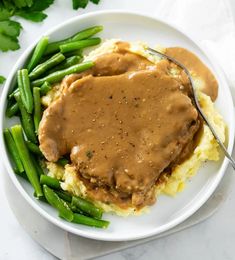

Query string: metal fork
[147,47,235,170]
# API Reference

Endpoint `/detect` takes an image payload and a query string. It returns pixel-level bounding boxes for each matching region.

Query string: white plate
[0,10,234,242]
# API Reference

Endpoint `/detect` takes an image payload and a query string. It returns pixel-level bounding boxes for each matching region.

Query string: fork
[147,47,235,170]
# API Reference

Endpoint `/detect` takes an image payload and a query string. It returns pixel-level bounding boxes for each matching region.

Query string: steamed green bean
[4,128,24,173]
[32,61,94,87]
[14,92,37,143]
[57,157,69,167]
[27,36,49,72]
[60,38,101,53]
[48,55,81,74]
[43,185,73,221]
[33,87,41,134]
[18,69,33,114]
[11,125,43,198]
[29,53,65,80]
[40,82,52,95]
[72,213,109,228]
[44,25,103,55]
[72,196,103,219]
[25,140,42,156]
[6,102,19,118]
[40,175,61,190]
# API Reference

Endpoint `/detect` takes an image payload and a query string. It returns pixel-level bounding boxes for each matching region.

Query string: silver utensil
[147,47,235,169]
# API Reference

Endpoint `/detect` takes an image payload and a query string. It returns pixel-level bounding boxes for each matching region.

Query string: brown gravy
[39,42,217,209]
[166,47,218,101]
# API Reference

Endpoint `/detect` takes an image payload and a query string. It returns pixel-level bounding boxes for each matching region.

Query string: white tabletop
[1,1,235,259]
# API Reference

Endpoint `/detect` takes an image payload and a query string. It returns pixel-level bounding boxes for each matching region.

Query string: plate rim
[0,9,234,241]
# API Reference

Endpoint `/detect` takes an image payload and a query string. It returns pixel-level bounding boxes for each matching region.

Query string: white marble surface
[1,1,235,259]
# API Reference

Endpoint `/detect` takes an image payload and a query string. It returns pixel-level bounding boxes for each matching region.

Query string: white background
[1,1,235,259]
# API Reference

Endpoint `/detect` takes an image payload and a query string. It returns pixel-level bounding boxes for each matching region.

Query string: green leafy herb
[90,0,100,4]
[0,33,20,51]
[0,20,22,51]
[73,0,89,9]
[0,0,102,79]
[15,0,55,22]
[0,6,12,21]
[16,11,47,22]
[0,0,54,52]
[0,75,6,84]
[72,0,101,10]
[1,1,15,11]
[24,0,54,12]
[86,150,93,159]
[12,0,34,8]
[0,20,21,37]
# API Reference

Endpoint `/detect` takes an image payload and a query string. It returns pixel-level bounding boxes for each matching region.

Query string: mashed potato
[44,40,226,216]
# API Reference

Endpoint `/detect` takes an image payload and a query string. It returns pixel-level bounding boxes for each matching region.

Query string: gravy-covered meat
[38,42,211,209]
[39,69,200,208]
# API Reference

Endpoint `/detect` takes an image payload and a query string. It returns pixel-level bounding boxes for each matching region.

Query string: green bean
[37,188,83,214]
[44,26,103,55]
[55,190,72,203]
[40,175,61,190]
[0,75,5,84]
[68,203,84,215]
[6,102,19,118]
[32,156,45,176]
[15,169,29,181]
[26,140,42,156]
[60,38,101,53]
[6,98,17,117]
[57,157,69,167]
[43,185,74,221]
[18,69,34,114]
[14,92,37,144]
[37,189,83,213]
[8,88,19,100]
[4,127,29,181]
[27,36,49,72]
[11,125,43,198]
[72,213,109,228]
[64,49,83,58]
[39,54,52,64]
[33,87,41,134]
[32,61,94,87]
[71,196,103,219]
[72,26,103,41]
[29,53,65,80]
[34,192,47,203]
[40,82,52,96]
[4,128,24,173]
[48,56,81,74]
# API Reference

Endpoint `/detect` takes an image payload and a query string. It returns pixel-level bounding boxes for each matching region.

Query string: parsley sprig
[0,0,101,83]
[0,0,55,53]
[72,0,100,9]
[0,75,5,84]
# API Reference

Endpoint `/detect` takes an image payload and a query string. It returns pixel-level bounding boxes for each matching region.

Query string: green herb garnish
[0,0,54,52]
[72,0,101,9]
[0,75,6,84]
[0,20,21,52]
[86,150,93,159]
[0,0,102,77]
